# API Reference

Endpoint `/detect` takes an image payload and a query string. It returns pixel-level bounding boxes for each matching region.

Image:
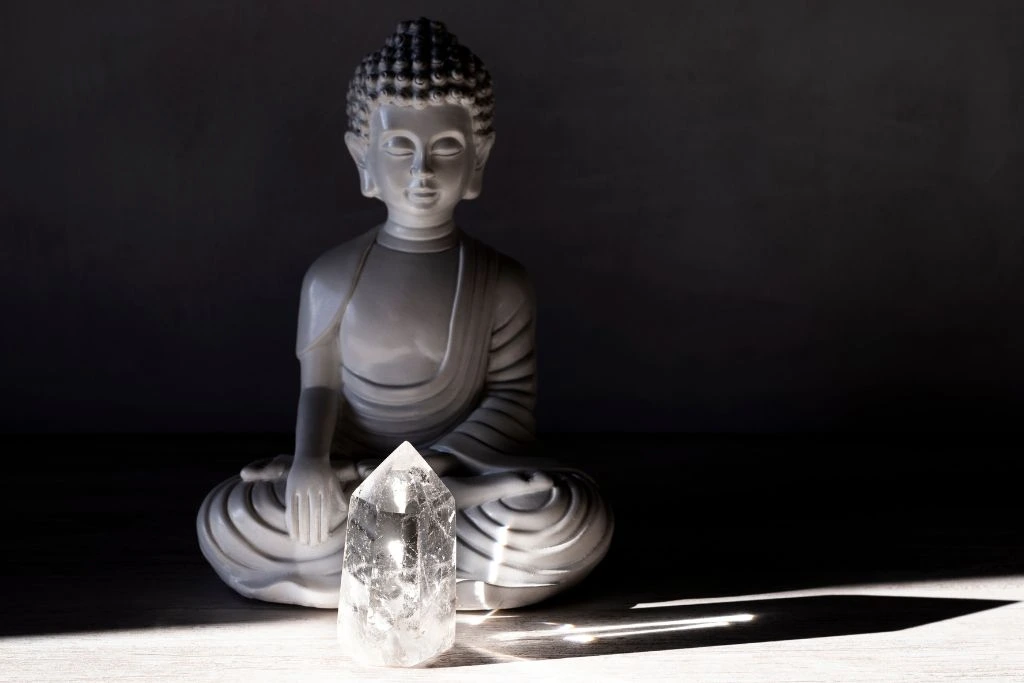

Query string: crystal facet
[338,441,457,667]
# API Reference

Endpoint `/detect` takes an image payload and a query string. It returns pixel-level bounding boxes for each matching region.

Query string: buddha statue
[197,18,612,611]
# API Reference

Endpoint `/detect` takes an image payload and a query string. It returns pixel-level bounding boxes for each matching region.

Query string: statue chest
[340,245,460,386]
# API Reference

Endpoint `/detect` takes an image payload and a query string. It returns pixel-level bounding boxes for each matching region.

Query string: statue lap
[197,232,613,610]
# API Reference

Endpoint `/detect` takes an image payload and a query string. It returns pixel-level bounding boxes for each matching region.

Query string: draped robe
[197,228,612,609]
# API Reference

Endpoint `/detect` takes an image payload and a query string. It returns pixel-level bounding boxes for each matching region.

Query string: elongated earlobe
[463,132,495,200]
[344,131,378,198]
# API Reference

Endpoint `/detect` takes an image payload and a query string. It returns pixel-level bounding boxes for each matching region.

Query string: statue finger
[356,459,382,479]
[291,492,310,544]
[287,493,298,539]
[321,492,332,544]
[240,454,293,482]
[286,494,298,538]
[331,459,360,483]
[310,492,322,546]
[329,486,348,526]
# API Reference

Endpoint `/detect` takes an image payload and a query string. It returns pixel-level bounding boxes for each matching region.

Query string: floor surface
[1,434,1021,681]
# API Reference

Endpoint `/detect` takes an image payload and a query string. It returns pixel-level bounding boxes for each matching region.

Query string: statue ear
[463,132,495,200]
[344,132,378,198]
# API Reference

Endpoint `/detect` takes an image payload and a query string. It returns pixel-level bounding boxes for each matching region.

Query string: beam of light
[390,478,407,513]
[632,596,785,609]
[465,645,531,663]
[487,526,509,584]
[457,609,511,626]
[629,574,1024,610]
[386,539,404,564]
[493,613,755,642]
[564,620,733,643]
[473,580,488,609]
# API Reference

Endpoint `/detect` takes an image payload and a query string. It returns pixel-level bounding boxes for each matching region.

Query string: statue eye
[430,137,464,157]
[383,137,415,157]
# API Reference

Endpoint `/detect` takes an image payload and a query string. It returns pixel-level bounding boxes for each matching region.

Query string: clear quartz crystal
[338,441,457,667]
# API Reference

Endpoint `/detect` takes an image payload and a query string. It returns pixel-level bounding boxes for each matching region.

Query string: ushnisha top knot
[346,18,494,143]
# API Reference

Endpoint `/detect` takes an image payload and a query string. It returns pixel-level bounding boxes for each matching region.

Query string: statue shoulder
[295,228,378,356]
[491,251,535,329]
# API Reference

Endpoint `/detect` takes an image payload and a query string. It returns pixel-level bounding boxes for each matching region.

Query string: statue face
[360,104,481,220]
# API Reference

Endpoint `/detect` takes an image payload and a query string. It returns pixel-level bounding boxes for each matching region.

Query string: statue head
[344,18,496,222]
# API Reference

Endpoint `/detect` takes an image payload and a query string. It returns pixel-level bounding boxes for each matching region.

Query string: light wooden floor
[2,435,1021,681]
[4,576,1022,681]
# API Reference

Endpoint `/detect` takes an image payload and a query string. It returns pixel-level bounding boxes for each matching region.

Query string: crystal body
[338,442,457,667]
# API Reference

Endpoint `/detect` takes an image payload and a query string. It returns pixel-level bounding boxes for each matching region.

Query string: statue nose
[411,154,435,179]
[411,165,434,179]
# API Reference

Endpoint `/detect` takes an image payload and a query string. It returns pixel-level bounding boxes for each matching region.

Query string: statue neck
[378,215,459,253]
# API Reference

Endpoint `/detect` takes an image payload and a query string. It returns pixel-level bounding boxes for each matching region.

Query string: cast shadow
[427,594,1014,667]
[1,434,1021,638]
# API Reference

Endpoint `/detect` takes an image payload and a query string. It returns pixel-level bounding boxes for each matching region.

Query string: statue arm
[284,250,361,545]
[294,343,340,466]
[290,231,376,476]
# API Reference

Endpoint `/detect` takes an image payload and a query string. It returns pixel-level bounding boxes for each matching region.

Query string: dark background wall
[2,1,1021,434]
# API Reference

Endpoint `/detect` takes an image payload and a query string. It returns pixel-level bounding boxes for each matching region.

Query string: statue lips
[404,184,440,207]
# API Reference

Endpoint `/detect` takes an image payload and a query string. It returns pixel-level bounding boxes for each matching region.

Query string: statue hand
[285,458,347,546]
[242,454,360,483]
[443,470,554,510]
